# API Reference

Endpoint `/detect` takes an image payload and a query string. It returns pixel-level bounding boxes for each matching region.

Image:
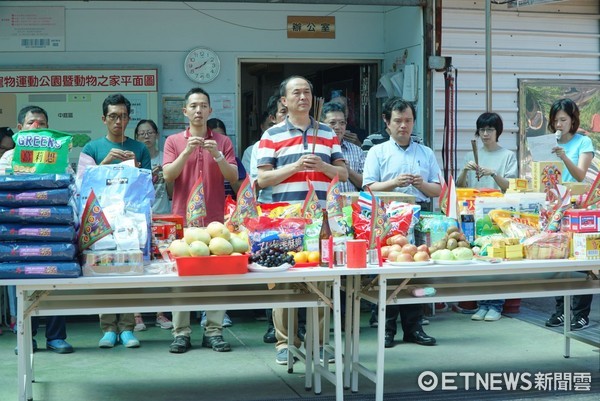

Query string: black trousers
[385,304,424,336]
[555,295,593,319]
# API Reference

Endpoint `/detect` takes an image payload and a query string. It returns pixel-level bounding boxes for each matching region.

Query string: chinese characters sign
[287,16,335,39]
[0,69,158,93]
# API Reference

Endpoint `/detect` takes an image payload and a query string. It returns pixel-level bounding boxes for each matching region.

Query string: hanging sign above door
[287,16,335,39]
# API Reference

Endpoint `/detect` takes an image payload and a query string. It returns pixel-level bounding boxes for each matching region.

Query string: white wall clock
[184,47,221,84]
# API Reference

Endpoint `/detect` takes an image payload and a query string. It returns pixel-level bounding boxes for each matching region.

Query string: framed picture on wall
[517,79,600,183]
[162,95,186,130]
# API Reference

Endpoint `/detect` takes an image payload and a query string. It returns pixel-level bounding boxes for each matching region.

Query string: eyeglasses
[106,114,130,122]
[137,131,156,137]
[478,128,496,135]
[326,120,347,128]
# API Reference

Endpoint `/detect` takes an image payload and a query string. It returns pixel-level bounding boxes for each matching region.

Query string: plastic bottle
[319,208,331,267]
[460,201,475,243]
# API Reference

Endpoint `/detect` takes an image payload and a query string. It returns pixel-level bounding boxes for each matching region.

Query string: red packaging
[153,214,184,238]
[176,254,248,276]
[561,209,600,233]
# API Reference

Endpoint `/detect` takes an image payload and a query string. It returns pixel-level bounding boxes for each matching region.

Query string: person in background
[545,98,594,331]
[78,94,151,349]
[457,112,518,322]
[457,112,518,193]
[8,106,73,354]
[244,95,288,344]
[321,101,365,193]
[0,127,15,171]
[257,75,347,364]
[132,119,173,332]
[329,93,365,146]
[242,111,274,173]
[163,87,237,353]
[362,98,440,348]
[207,118,246,199]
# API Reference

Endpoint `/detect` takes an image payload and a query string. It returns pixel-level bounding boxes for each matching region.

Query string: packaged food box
[571,232,600,260]
[82,249,144,276]
[152,214,184,238]
[561,209,600,233]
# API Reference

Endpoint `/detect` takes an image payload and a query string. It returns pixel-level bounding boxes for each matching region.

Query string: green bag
[12,129,72,174]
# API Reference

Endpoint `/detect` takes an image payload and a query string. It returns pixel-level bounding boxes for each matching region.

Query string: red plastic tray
[293,262,319,268]
[176,254,248,276]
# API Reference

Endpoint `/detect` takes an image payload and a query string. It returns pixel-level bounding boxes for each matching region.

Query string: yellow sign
[287,16,335,39]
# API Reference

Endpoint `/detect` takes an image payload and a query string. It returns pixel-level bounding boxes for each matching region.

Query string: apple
[388,250,401,262]
[413,251,430,262]
[390,244,403,253]
[396,253,414,262]
[381,245,391,259]
[401,244,418,256]
[417,244,429,254]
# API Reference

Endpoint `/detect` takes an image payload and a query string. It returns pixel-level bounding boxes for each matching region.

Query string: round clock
[184,47,221,84]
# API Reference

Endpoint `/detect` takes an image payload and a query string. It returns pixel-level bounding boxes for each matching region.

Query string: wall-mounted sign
[0,68,157,93]
[287,16,335,39]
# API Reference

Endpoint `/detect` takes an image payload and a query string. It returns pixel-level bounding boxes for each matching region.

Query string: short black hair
[266,94,280,118]
[475,112,504,141]
[207,118,227,134]
[548,98,580,134]
[102,94,131,116]
[18,105,48,125]
[320,101,346,121]
[384,98,416,122]
[185,87,211,106]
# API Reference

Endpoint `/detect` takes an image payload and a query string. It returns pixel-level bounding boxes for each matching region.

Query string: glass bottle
[319,208,331,267]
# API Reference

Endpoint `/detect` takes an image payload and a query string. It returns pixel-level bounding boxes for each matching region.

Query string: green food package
[12,129,73,174]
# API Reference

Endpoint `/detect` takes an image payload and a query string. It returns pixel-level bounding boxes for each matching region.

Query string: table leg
[375,277,387,401]
[343,276,354,389]
[350,276,360,393]
[17,288,33,401]
[563,295,571,358]
[332,277,344,400]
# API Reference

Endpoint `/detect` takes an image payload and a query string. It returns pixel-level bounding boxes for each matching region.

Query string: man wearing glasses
[78,93,151,171]
[77,93,151,349]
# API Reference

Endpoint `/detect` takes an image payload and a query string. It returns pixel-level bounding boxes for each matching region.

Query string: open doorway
[239,60,380,154]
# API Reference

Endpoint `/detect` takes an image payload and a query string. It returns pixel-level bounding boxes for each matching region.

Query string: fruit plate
[387,260,434,266]
[433,259,475,265]
[293,262,319,268]
[248,263,292,273]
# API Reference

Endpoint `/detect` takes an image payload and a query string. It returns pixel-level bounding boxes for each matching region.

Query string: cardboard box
[571,232,600,260]
[562,182,591,196]
[531,161,563,192]
[474,197,519,221]
[153,214,184,238]
[504,192,546,214]
[562,209,600,233]
[505,244,524,260]
[507,178,529,192]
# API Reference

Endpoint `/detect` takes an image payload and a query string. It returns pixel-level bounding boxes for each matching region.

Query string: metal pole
[485,0,492,111]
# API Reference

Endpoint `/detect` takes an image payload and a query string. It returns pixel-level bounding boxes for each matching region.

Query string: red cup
[346,239,367,268]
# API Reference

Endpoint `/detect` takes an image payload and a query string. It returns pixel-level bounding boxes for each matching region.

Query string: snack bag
[244,216,308,253]
[12,129,73,173]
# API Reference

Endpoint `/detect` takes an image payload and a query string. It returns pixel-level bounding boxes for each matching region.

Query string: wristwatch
[213,151,224,162]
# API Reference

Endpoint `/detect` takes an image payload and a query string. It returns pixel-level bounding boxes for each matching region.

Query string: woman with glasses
[457,112,518,322]
[131,119,174,332]
[457,112,518,192]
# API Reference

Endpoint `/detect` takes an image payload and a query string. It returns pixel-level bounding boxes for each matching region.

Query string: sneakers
[435,302,449,312]
[134,314,147,332]
[222,313,233,327]
[155,315,173,329]
[484,309,502,321]
[263,325,276,343]
[98,332,118,348]
[46,339,74,354]
[471,308,489,321]
[571,316,589,331]
[420,317,430,326]
[120,331,140,348]
[319,347,335,363]
[14,339,38,355]
[202,335,231,352]
[169,336,191,353]
[275,348,297,365]
[545,313,565,327]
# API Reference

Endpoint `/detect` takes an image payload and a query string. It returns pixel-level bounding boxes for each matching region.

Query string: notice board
[0,67,159,167]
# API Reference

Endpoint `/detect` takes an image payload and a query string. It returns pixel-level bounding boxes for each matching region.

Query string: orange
[293,251,308,263]
[307,251,320,263]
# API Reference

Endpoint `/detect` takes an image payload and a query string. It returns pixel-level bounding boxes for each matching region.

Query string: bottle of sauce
[319,208,331,267]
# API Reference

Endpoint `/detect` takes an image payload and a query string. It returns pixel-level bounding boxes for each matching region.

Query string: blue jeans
[478,299,504,313]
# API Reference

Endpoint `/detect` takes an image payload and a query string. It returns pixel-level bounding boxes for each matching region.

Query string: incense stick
[471,139,479,181]
[311,96,324,154]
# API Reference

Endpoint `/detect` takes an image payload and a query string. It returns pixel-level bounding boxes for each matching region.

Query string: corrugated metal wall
[433,0,599,177]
